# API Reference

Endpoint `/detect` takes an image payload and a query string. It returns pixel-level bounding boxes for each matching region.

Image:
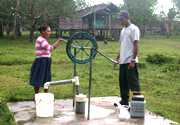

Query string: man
[116,11,141,106]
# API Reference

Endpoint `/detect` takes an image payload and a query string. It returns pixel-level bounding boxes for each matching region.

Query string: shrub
[177,59,180,64]
[138,63,146,68]
[0,57,32,65]
[145,54,173,64]
[0,103,16,125]
[161,64,180,73]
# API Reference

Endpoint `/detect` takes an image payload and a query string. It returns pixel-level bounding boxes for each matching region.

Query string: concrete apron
[8,96,179,125]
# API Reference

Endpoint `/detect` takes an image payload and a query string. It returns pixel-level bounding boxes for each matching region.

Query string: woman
[30,24,63,94]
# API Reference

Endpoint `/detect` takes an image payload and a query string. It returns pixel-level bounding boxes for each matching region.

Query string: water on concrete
[8,96,179,125]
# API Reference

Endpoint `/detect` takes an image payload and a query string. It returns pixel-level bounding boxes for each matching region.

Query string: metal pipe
[87,48,93,120]
[44,76,79,90]
[96,50,118,64]
[73,48,77,107]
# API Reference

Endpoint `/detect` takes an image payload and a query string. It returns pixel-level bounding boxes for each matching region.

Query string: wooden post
[108,14,112,39]
[93,7,96,35]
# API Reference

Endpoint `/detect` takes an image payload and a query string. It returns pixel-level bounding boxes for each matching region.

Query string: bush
[161,64,180,73]
[0,103,16,125]
[0,59,31,65]
[177,59,180,64]
[145,54,173,64]
[138,63,146,68]
[0,56,32,65]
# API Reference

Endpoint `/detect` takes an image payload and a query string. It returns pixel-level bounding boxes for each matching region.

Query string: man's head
[117,10,130,26]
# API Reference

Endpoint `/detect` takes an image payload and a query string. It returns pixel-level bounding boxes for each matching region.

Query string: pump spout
[44,76,80,90]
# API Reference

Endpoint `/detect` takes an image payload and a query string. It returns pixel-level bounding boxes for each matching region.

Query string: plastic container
[75,94,87,114]
[130,95,145,118]
[35,93,54,117]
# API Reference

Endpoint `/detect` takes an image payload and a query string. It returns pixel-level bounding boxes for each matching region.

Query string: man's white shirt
[119,23,140,64]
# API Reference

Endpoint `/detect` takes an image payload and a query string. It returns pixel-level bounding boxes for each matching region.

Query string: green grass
[0,102,15,125]
[0,36,180,124]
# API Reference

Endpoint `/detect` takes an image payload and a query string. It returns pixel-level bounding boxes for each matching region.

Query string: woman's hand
[53,38,64,49]
[58,37,66,42]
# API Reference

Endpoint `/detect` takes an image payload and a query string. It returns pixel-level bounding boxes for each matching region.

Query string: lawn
[0,35,180,125]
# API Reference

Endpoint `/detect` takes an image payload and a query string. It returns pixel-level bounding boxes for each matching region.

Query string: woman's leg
[33,86,39,101]
[34,87,40,94]
[44,89,48,93]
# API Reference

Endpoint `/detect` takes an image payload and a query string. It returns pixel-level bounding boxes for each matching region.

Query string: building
[59,3,121,40]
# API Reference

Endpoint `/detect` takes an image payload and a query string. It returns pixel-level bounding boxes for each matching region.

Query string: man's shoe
[119,100,129,106]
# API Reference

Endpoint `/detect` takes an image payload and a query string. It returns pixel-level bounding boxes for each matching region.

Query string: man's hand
[112,60,119,64]
[116,54,120,62]
[128,61,135,69]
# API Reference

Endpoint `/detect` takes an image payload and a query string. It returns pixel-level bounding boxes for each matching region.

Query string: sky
[85,0,174,15]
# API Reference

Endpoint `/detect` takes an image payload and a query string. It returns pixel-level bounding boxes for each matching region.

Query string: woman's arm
[52,38,64,49]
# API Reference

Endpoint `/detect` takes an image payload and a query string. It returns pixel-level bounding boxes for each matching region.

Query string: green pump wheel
[66,32,98,64]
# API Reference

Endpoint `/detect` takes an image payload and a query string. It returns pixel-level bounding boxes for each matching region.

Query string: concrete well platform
[8,96,179,125]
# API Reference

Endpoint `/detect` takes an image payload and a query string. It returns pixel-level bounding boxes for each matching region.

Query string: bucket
[130,95,145,118]
[35,93,54,117]
[75,94,87,114]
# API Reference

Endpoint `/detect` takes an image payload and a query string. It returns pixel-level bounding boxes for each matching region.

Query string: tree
[165,8,177,37]
[0,0,86,40]
[13,0,21,38]
[173,0,180,10]
[173,0,180,19]
[0,0,16,37]
[123,0,157,35]
[19,0,77,42]
[0,0,77,39]
[21,0,42,42]
[74,0,89,10]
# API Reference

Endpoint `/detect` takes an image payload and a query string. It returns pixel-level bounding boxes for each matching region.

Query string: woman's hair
[38,24,49,33]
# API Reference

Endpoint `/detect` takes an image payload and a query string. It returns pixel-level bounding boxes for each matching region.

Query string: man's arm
[131,26,140,62]
[128,41,138,69]
[132,40,138,60]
